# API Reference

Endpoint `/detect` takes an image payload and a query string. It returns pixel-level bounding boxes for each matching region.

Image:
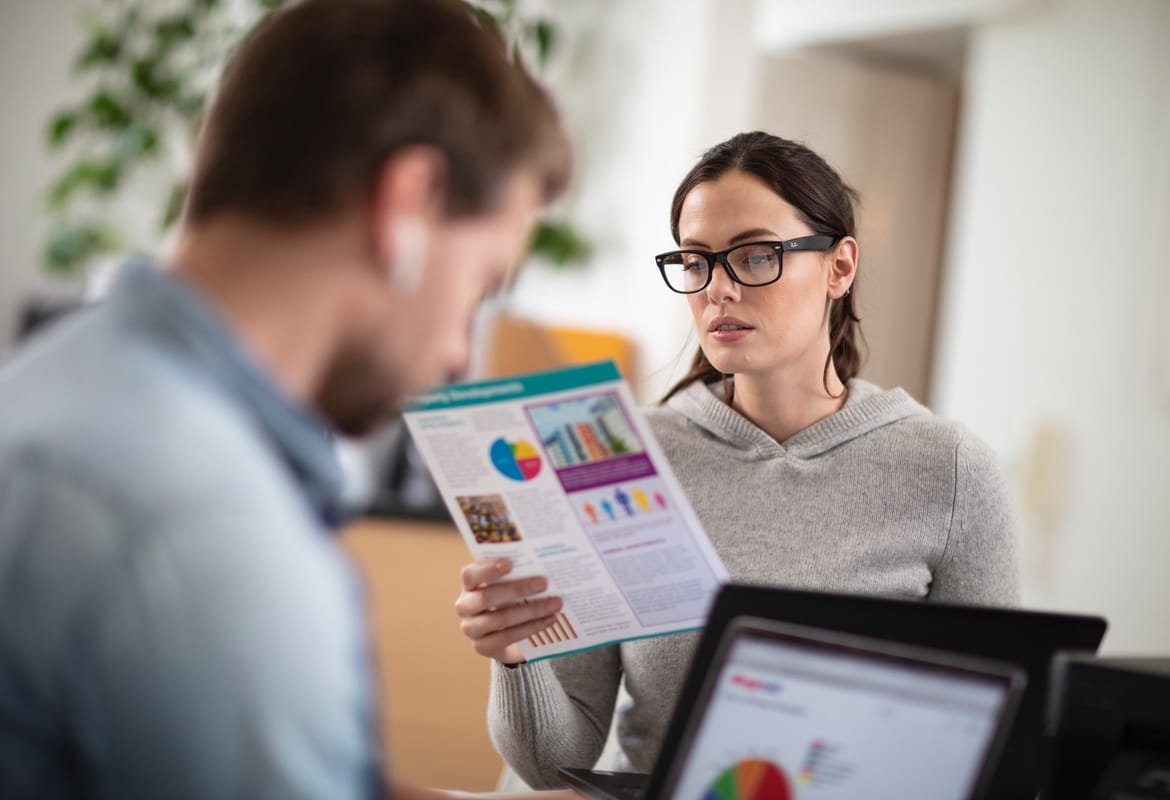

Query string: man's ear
[827,235,859,299]
[370,146,446,270]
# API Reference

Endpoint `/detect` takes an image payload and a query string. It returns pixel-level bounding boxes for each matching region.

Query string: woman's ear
[827,236,859,299]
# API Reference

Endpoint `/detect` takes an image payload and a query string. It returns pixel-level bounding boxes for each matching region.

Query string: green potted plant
[43,0,587,278]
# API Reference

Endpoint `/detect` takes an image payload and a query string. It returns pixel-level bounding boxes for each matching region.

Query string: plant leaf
[131,56,161,95]
[154,14,196,46]
[43,220,121,273]
[531,221,590,268]
[531,19,555,69]
[46,158,124,210]
[87,90,133,129]
[112,123,160,163]
[74,30,123,70]
[132,54,183,102]
[47,111,79,148]
[161,180,188,231]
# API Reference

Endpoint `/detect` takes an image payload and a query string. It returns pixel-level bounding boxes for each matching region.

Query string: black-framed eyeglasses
[654,235,837,294]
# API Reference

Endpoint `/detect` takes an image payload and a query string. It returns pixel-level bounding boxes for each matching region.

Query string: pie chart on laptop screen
[703,759,791,800]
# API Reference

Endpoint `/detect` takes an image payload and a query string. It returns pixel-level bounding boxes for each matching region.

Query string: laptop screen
[662,620,1017,800]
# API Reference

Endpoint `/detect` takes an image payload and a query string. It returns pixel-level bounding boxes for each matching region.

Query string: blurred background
[2,0,1169,789]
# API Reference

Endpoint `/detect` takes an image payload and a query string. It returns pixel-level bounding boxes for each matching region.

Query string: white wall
[755,0,1039,50]
[0,0,86,347]
[931,0,1170,653]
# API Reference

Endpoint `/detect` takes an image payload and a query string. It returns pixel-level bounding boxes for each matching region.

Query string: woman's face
[676,169,844,383]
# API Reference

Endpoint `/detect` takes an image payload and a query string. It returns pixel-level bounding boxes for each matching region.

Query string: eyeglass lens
[659,243,781,293]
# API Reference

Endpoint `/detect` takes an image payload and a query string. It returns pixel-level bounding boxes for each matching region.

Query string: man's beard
[313,349,405,438]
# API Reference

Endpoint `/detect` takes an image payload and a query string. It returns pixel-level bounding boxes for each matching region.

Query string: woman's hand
[454,559,563,664]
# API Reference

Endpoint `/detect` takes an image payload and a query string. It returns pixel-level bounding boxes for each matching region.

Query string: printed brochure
[402,361,729,661]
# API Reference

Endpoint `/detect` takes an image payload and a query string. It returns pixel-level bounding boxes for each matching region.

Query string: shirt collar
[109,257,347,528]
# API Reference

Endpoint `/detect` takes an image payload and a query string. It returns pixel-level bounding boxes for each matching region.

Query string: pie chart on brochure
[489,437,542,481]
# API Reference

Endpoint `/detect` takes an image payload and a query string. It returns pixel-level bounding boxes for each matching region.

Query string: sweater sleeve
[487,644,622,788]
[929,433,1022,606]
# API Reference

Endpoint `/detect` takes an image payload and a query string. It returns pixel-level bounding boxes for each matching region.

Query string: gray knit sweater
[488,379,1020,788]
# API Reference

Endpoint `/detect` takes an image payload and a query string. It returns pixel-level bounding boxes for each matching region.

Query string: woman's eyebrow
[680,228,779,249]
[727,227,779,245]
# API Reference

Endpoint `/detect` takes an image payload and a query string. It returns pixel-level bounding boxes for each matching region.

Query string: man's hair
[186,0,571,225]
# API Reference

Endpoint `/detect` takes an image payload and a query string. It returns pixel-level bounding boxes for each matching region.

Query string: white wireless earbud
[389,217,429,295]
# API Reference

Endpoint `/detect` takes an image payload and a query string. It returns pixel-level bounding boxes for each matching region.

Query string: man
[0,0,573,796]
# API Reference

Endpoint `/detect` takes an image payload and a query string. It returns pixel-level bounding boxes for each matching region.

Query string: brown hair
[186,0,570,225]
[661,131,863,403]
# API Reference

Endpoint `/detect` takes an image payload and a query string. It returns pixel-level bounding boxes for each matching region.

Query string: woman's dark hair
[661,131,863,403]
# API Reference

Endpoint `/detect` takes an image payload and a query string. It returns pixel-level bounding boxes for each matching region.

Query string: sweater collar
[666,378,929,458]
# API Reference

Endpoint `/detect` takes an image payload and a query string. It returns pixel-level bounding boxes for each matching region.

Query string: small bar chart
[526,610,579,648]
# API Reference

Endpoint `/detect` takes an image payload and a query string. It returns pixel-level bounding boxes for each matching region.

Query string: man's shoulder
[0,318,343,657]
[0,309,304,530]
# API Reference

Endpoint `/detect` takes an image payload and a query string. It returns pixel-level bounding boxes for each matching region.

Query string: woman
[454,131,1020,788]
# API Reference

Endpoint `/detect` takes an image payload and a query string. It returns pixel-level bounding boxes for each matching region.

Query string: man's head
[184,0,571,434]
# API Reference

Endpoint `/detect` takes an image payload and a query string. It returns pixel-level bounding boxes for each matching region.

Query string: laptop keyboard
[595,772,648,800]
[608,784,645,800]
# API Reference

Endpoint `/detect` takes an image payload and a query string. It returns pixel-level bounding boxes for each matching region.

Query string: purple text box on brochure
[555,453,656,492]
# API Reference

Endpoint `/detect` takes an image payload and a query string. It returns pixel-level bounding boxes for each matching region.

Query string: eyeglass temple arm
[781,235,837,252]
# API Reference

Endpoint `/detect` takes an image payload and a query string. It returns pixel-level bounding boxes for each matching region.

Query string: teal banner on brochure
[404,361,622,413]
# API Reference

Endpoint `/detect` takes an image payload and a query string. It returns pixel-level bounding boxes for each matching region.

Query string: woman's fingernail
[530,577,547,592]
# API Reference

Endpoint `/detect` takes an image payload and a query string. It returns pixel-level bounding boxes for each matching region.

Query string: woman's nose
[705,261,741,303]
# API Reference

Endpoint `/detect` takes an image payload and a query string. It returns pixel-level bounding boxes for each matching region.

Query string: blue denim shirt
[0,261,383,798]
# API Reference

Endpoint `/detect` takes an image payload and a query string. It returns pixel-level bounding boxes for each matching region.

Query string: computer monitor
[1045,654,1170,799]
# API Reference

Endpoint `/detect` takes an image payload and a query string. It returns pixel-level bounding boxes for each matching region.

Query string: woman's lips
[707,316,754,343]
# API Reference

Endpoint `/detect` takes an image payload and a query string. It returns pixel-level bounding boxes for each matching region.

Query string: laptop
[561,583,1108,800]
[561,615,1025,800]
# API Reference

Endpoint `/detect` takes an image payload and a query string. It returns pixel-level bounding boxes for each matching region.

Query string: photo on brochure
[456,493,523,545]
